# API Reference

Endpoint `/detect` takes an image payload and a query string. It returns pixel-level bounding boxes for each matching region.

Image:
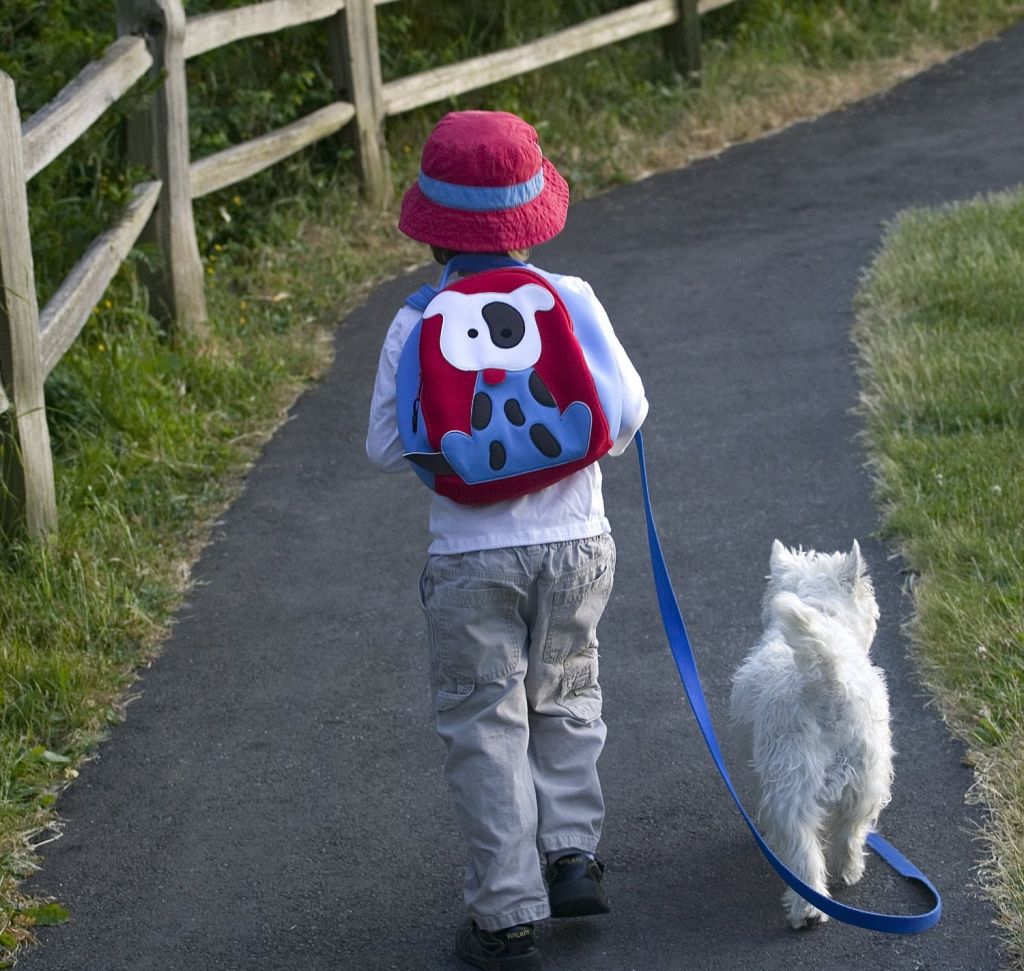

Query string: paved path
[22,23,1024,971]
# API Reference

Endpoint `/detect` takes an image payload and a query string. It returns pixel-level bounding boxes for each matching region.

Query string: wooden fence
[0,0,733,539]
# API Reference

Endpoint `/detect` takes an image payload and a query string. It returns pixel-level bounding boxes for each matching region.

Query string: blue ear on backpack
[395,318,441,491]
[554,282,622,447]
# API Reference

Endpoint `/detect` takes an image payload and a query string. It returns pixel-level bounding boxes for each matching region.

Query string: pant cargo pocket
[557,647,602,721]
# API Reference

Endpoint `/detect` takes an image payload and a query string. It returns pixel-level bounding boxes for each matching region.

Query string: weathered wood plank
[21,36,153,182]
[382,0,679,115]
[184,0,345,59]
[331,0,391,207]
[38,181,161,378]
[182,0,400,55]
[189,101,355,197]
[122,0,208,335]
[698,0,736,11]
[0,73,57,537]
[664,0,701,80]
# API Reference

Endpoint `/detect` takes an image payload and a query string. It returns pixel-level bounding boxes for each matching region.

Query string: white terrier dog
[730,540,893,929]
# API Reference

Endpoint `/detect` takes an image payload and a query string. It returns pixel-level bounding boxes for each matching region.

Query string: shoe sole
[455,946,543,971]
[548,881,611,919]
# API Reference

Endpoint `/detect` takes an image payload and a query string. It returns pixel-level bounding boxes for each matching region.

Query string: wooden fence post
[0,73,58,538]
[116,0,162,314]
[120,0,208,338]
[328,0,392,209]
[664,0,702,82]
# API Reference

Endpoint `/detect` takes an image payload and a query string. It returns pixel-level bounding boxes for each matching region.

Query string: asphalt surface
[21,22,1024,971]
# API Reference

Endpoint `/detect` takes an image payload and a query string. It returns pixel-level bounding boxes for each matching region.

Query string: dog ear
[770,539,792,574]
[839,540,867,589]
[851,539,867,574]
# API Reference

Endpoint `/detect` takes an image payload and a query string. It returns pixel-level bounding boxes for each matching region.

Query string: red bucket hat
[399,110,569,253]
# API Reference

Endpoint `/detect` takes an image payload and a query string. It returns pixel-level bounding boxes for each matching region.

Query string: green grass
[854,188,1024,964]
[3,0,1024,960]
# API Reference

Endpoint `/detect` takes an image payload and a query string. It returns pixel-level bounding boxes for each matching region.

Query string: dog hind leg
[763,803,831,929]
[826,786,881,886]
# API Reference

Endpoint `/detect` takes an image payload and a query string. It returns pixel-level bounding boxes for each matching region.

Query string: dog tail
[772,592,842,680]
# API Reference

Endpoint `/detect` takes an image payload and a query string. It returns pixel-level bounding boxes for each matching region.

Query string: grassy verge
[0,183,422,957]
[2,0,1024,960]
[853,188,1024,965]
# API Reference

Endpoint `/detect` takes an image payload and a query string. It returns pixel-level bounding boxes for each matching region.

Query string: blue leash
[634,430,942,933]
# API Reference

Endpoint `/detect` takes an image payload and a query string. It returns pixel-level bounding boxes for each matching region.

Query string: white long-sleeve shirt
[366,266,648,554]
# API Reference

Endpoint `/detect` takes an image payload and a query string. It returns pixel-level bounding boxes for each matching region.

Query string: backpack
[395,255,622,504]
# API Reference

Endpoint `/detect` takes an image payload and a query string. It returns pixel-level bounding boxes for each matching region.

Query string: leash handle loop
[634,430,942,934]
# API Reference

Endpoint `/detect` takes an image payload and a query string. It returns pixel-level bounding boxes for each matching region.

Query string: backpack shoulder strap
[405,284,438,312]
[404,254,531,310]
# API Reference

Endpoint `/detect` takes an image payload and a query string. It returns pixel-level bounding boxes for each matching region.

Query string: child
[366,110,647,970]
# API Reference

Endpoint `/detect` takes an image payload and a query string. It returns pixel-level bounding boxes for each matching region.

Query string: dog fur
[730,540,894,928]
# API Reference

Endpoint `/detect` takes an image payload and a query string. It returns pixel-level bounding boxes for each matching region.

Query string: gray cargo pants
[419,533,615,931]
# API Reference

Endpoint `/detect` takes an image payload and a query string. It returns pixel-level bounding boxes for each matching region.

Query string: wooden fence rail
[0,0,734,539]
[22,36,154,182]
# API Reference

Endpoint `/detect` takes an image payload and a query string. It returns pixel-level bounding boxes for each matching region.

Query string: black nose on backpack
[482,302,525,349]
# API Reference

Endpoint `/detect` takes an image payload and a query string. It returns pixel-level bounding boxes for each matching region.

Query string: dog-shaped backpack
[396,256,622,504]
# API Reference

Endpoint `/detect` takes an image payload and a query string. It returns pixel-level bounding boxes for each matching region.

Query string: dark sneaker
[455,921,542,970]
[545,853,611,918]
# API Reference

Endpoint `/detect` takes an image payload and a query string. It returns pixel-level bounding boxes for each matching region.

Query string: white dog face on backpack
[425,284,553,373]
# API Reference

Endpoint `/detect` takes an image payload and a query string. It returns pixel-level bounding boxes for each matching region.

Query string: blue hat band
[418,167,545,213]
